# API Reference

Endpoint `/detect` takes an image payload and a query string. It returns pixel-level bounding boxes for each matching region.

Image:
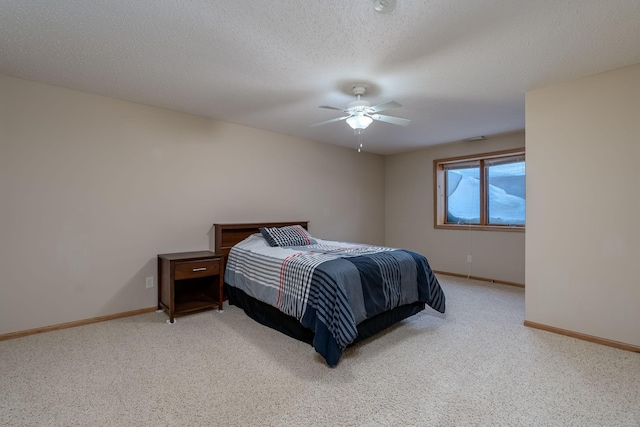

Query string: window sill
[435,224,525,233]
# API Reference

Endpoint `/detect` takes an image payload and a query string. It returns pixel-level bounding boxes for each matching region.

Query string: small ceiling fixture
[373,0,396,14]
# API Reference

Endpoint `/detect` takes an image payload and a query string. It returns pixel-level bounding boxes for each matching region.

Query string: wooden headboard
[214,221,309,257]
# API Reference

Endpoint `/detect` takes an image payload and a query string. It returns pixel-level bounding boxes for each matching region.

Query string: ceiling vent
[462,136,486,142]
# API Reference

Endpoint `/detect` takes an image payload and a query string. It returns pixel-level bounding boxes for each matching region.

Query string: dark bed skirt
[226,285,426,347]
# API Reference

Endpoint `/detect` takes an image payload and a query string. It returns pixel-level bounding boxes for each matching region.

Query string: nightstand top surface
[158,250,222,261]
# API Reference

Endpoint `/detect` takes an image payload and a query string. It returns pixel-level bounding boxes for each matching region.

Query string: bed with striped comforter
[224,234,446,366]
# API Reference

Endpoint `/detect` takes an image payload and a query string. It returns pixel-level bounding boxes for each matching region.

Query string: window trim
[434,148,525,232]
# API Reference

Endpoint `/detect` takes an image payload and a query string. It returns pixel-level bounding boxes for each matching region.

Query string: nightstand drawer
[174,259,219,280]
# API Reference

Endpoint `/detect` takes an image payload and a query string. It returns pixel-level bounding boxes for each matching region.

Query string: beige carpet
[1,275,639,426]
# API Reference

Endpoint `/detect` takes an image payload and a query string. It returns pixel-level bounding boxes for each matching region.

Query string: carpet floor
[1,275,639,426]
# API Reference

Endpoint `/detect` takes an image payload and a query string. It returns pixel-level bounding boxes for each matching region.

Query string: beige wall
[0,75,385,335]
[385,132,526,284]
[526,63,640,347]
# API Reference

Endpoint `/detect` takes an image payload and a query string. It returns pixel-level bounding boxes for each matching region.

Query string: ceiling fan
[311,86,410,135]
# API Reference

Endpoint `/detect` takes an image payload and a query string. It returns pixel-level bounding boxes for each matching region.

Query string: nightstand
[157,251,224,323]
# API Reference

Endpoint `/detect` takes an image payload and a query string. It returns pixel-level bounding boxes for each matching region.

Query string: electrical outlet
[466,255,472,263]
[145,277,154,289]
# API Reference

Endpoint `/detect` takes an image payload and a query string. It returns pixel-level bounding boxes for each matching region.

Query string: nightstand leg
[218,276,224,312]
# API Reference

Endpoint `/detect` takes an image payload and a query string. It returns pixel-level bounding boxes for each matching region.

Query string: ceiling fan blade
[371,114,410,126]
[369,101,401,113]
[310,116,350,127]
[319,105,348,112]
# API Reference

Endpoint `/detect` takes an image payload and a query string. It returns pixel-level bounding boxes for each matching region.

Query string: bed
[214,221,445,367]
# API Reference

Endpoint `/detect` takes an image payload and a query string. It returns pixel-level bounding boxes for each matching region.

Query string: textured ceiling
[1,1,640,154]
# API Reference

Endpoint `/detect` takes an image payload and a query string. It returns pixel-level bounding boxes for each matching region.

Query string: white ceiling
[2,1,640,155]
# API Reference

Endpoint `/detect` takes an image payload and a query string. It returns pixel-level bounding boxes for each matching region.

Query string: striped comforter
[225,234,445,366]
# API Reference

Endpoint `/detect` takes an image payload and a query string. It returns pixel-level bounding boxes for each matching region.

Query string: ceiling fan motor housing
[352,86,367,96]
[347,100,371,112]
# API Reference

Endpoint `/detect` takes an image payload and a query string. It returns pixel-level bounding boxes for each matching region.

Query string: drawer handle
[192,267,207,272]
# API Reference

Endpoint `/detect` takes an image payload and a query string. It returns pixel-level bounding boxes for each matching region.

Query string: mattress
[225,233,445,366]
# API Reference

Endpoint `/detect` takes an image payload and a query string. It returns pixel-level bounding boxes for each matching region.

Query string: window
[434,148,525,231]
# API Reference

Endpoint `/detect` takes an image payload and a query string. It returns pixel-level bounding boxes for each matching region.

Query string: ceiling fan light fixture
[346,114,373,130]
